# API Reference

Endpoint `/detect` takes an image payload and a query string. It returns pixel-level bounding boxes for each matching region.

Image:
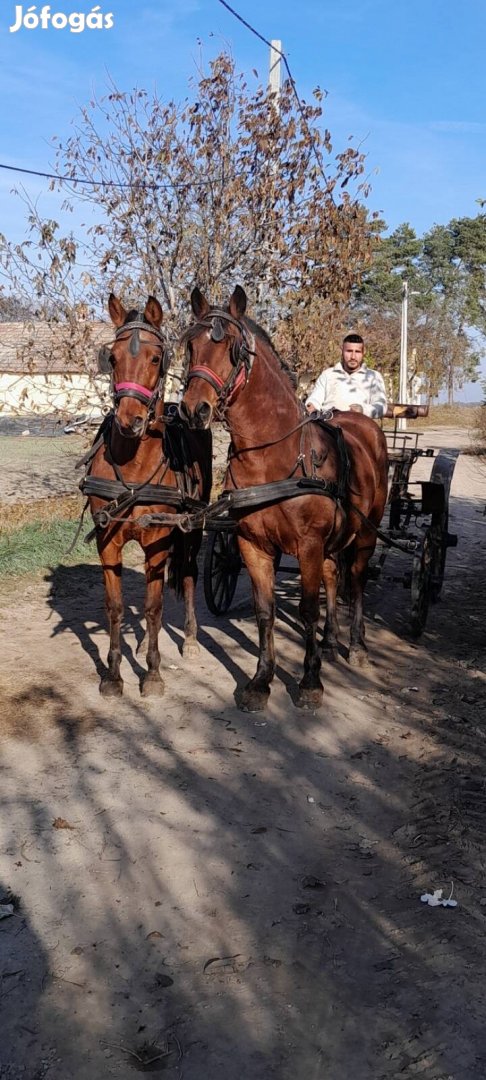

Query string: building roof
[0,320,110,374]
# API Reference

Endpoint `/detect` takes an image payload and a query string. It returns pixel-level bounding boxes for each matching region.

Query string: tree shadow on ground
[2,494,486,1078]
[0,875,60,1079]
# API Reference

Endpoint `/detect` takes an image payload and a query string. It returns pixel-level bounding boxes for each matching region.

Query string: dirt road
[1,427,486,1080]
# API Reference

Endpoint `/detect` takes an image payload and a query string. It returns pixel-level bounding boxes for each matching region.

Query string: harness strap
[348,501,419,554]
[186,364,247,407]
[114,320,165,344]
[81,476,187,505]
[75,412,114,470]
[311,418,350,503]
[65,499,90,555]
[79,411,210,540]
[223,476,340,512]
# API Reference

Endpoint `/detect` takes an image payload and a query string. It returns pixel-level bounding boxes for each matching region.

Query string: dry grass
[409,404,481,429]
[0,494,83,534]
[471,404,486,454]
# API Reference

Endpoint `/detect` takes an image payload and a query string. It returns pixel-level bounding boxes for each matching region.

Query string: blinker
[97,345,112,374]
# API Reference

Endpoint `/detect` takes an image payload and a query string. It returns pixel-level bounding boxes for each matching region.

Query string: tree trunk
[447,364,454,405]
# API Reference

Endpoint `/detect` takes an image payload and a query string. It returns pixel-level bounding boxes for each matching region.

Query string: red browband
[188,365,247,404]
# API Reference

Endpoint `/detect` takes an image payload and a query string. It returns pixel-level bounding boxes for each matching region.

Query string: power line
[0,162,194,191]
[1,7,335,197]
[217,0,334,197]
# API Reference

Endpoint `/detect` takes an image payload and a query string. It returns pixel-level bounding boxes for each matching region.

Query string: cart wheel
[410,531,433,637]
[203,530,242,616]
[429,449,459,601]
[429,515,449,602]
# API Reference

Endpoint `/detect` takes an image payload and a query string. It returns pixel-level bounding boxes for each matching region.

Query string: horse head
[180,285,254,429]
[102,293,168,439]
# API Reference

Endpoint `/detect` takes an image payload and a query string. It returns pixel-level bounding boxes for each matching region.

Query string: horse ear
[229,285,247,319]
[108,293,127,328]
[144,295,163,328]
[191,287,210,319]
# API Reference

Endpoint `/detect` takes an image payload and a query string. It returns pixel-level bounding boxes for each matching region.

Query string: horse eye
[151,354,160,365]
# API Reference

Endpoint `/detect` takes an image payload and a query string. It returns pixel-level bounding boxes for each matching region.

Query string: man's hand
[306,402,316,414]
[349,404,364,413]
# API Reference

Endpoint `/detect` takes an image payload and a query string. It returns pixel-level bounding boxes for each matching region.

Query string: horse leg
[296,546,324,708]
[98,543,124,696]
[237,539,276,712]
[140,547,167,697]
[348,540,375,667]
[322,556,340,662]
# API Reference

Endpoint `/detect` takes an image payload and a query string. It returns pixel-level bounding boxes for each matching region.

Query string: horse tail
[337,543,354,606]
[167,527,201,598]
[167,528,186,599]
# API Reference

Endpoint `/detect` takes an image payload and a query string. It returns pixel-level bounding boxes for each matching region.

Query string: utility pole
[398,280,408,432]
[257,41,282,324]
[269,40,282,101]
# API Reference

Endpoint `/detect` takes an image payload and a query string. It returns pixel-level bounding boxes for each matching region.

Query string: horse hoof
[237,686,270,713]
[321,645,339,663]
[182,639,200,659]
[348,647,371,668]
[140,673,165,698]
[100,677,123,697]
[296,686,323,710]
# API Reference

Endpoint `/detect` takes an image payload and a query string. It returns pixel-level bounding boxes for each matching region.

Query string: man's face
[341,341,364,374]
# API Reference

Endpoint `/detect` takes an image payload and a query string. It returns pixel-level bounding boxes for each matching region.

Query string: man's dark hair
[343,333,364,345]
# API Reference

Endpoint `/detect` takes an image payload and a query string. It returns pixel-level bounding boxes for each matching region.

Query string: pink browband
[115,381,153,400]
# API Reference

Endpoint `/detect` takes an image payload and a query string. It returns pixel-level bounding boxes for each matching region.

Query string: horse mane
[243,316,298,389]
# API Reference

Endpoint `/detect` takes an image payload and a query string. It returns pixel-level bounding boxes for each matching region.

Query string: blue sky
[1,0,484,236]
[0,0,485,393]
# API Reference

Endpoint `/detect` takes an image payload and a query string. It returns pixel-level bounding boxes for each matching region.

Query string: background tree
[354,214,486,402]
[0,52,374,389]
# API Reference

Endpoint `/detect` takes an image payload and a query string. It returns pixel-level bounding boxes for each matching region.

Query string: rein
[227,412,317,456]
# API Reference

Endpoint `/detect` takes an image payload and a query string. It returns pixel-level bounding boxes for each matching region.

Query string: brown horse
[84,293,211,697]
[180,286,388,712]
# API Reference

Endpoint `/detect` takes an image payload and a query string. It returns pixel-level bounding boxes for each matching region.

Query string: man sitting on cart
[305,334,387,420]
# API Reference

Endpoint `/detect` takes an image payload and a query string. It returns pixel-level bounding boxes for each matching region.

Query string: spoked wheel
[410,530,433,637]
[203,529,242,616]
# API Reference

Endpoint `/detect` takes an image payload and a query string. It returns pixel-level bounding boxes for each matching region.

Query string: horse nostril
[178,401,191,423]
[195,402,212,428]
[130,415,144,434]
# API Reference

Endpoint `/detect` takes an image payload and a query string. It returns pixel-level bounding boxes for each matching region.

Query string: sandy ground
[1,425,486,1080]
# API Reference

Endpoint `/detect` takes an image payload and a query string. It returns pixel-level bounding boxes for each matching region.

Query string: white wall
[0,373,111,416]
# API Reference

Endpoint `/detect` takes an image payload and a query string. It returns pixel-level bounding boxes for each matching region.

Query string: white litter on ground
[420,883,458,908]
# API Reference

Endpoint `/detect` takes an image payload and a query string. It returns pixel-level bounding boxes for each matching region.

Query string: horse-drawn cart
[203,403,458,637]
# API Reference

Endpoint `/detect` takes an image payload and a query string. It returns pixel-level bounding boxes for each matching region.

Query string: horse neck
[227,341,302,456]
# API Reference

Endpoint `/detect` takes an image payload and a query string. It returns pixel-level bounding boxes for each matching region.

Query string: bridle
[183,309,255,416]
[99,318,171,436]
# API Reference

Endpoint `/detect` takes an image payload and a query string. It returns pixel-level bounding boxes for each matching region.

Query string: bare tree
[0,51,374,394]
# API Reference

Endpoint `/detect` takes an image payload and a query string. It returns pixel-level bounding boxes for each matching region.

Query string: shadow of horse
[45,562,148,684]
